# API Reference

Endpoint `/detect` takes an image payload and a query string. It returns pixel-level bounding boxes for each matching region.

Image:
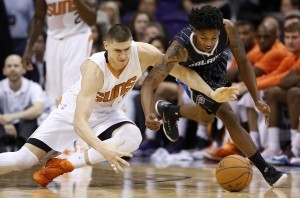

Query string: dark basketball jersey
[173,25,229,89]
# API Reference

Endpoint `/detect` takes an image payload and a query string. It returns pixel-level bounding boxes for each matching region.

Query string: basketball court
[0,157,297,198]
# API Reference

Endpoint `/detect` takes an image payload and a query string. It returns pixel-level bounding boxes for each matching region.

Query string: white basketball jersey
[62,41,142,112]
[46,0,90,39]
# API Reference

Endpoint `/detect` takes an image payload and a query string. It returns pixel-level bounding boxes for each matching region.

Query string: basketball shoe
[33,158,74,187]
[262,166,288,187]
[155,100,179,142]
[203,142,241,161]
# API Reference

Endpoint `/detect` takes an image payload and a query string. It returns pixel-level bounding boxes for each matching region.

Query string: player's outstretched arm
[22,0,47,71]
[74,0,97,26]
[74,60,132,172]
[166,41,238,102]
[171,65,239,102]
[225,19,270,123]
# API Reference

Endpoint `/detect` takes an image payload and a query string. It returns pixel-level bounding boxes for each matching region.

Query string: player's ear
[103,41,108,50]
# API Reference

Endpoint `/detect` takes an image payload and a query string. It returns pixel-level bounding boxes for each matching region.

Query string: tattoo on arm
[146,41,187,88]
[167,41,188,63]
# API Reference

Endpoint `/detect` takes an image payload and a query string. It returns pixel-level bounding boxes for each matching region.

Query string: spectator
[0,54,44,152]
[129,11,153,42]
[260,22,300,163]
[143,22,166,43]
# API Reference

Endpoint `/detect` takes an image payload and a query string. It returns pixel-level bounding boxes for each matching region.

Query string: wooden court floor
[0,158,298,198]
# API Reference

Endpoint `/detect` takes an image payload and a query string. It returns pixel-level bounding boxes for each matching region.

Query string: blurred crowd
[0,0,299,165]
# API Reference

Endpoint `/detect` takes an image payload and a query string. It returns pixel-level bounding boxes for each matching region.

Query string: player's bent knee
[126,125,142,151]
[116,124,142,152]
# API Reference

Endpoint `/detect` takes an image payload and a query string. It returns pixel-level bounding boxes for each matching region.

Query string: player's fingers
[115,162,123,173]
[146,121,161,128]
[231,90,239,96]
[120,151,133,158]
[118,157,131,167]
[110,163,119,173]
[228,94,237,100]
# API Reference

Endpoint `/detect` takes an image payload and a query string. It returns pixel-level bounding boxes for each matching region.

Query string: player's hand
[99,140,133,174]
[255,100,270,125]
[232,82,247,95]
[22,50,33,71]
[145,113,161,131]
[210,87,239,103]
[4,124,17,138]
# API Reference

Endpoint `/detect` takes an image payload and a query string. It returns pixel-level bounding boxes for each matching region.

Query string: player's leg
[216,102,287,187]
[68,123,142,168]
[33,122,142,187]
[0,104,78,175]
[0,142,46,175]
[0,108,69,175]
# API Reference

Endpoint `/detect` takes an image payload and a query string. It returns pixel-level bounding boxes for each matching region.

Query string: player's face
[105,40,132,67]
[284,31,300,53]
[3,55,25,82]
[193,29,220,53]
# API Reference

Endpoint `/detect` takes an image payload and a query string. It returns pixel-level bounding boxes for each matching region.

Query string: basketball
[216,155,253,192]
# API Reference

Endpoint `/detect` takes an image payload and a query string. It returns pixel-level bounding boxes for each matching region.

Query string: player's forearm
[239,61,260,102]
[141,80,155,117]
[74,117,105,149]
[74,0,96,26]
[172,65,214,97]
[141,58,171,115]
[11,102,44,121]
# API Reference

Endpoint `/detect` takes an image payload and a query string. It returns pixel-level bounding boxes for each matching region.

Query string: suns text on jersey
[47,0,77,16]
[95,76,137,102]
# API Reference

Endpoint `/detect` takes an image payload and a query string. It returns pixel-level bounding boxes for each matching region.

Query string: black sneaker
[263,166,288,187]
[155,100,179,142]
[194,137,211,150]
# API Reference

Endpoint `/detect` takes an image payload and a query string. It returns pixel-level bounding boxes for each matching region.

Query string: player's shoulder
[136,42,161,57]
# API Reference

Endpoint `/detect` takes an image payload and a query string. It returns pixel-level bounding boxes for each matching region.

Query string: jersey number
[74,11,81,24]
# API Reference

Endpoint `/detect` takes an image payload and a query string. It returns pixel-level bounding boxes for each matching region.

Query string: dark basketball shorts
[176,79,222,115]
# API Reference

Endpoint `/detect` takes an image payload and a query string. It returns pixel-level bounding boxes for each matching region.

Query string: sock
[166,105,182,120]
[267,127,281,151]
[248,151,270,175]
[250,131,260,148]
[196,124,209,140]
[291,129,297,141]
[292,132,300,157]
